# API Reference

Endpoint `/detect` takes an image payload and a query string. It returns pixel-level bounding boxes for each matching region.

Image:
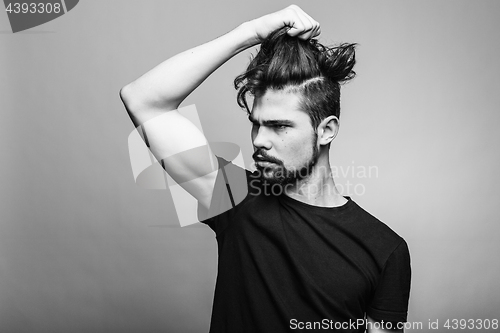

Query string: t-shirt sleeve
[367,239,412,323]
[198,156,249,234]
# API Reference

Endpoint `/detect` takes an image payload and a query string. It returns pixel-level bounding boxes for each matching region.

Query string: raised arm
[119,5,320,209]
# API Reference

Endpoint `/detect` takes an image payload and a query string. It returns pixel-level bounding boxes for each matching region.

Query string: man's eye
[273,125,287,130]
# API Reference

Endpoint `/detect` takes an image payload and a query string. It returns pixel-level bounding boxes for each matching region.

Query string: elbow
[119,83,175,114]
[120,83,148,128]
[119,81,181,123]
[119,83,140,114]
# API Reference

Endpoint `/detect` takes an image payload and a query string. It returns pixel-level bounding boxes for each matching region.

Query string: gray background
[1,0,499,332]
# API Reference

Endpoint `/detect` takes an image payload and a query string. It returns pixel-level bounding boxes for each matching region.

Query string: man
[120,5,411,332]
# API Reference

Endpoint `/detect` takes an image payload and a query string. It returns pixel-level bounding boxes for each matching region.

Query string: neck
[284,155,347,207]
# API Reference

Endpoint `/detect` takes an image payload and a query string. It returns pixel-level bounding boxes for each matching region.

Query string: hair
[234,27,357,132]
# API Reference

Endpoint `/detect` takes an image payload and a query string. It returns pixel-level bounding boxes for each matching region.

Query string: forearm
[120,21,258,116]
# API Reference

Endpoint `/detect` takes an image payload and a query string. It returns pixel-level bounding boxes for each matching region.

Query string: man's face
[250,89,319,186]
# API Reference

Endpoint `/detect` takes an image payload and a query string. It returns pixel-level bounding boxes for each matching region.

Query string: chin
[259,169,294,186]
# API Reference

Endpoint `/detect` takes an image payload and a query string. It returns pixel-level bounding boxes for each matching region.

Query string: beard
[252,136,320,187]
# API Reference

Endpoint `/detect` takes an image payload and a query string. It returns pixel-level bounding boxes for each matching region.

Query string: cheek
[282,137,312,163]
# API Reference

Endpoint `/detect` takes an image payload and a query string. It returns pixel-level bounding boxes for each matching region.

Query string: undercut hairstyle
[234,27,356,132]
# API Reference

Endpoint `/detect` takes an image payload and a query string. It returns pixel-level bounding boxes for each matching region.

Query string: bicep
[133,107,219,209]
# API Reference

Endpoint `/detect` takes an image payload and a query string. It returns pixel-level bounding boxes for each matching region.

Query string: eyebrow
[248,115,295,126]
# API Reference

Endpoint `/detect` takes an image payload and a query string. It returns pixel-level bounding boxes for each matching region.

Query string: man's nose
[252,125,272,150]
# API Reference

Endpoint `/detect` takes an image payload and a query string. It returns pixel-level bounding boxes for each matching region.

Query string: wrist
[234,21,260,50]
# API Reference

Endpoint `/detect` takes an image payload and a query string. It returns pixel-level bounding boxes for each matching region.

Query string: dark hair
[234,27,356,131]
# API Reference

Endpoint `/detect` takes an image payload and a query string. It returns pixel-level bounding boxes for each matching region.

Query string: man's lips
[254,156,271,162]
[254,155,274,164]
[253,153,280,167]
[255,160,276,167]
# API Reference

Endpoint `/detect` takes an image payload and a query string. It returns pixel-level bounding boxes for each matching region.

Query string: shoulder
[346,200,408,261]
[351,200,402,237]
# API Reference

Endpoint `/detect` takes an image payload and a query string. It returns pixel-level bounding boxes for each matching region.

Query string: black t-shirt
[199,157,411,332]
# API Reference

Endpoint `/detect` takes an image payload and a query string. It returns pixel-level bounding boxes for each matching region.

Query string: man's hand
[248,5,321,44]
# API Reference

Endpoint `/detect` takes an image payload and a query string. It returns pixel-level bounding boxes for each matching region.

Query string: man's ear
[317,115,339,145]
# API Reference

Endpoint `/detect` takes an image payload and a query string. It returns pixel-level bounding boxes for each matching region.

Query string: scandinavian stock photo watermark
[247,162,379,197]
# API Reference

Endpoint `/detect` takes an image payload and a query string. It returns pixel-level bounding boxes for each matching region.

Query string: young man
[120,5,411,332]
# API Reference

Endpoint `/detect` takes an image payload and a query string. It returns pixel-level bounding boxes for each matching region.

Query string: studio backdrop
[1,0,499,332]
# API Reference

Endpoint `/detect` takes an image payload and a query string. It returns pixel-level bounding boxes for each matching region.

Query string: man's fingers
[293,7,315,39]
[290,5,313,37]
[284,9,306,37]
[307,20,321,39]
[285,5,320,40]
[301,10,321,38]
[313,25,321,38]
[254,5,321,41]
